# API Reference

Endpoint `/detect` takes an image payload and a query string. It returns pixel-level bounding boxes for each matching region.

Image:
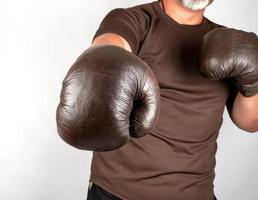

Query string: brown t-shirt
[89,1,236,200]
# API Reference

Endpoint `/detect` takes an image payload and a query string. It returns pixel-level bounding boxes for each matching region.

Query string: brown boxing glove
[56,45,160,151]
[198,28,258,97]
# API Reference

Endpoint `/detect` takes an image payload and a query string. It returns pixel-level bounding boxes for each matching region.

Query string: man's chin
[177,0,214,11]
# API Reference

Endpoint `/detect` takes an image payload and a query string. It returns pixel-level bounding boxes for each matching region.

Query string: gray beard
[177,0,214,11]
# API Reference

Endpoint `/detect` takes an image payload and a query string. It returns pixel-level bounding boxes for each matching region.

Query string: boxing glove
[198,28,258,97]
[56,45,160,151]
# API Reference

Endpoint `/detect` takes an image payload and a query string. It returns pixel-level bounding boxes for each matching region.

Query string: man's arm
[198,28,258,133]
[56,32,160,151]
[227,92,258,133]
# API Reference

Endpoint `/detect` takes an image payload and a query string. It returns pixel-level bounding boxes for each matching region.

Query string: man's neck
[159,0,205,25]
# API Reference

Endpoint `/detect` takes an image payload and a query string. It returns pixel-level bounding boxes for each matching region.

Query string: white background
[0,0,258,199]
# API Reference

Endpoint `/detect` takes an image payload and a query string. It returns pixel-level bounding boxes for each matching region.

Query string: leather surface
[56,45,160,151]
[198,28,258,97]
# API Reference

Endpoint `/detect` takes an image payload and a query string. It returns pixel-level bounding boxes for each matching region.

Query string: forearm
[231,92,258,133]
[198,28,258,132]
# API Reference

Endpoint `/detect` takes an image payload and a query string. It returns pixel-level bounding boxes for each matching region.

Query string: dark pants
[87,182,217,200]
[87,182,121,200]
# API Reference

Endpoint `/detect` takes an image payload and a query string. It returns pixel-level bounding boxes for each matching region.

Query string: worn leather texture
[56,45,160,151]
[198,28,258,97]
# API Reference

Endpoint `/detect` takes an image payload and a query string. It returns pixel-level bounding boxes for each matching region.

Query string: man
[56,0,258,199]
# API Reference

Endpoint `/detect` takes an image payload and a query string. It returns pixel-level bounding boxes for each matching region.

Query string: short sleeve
[92,8,149,54]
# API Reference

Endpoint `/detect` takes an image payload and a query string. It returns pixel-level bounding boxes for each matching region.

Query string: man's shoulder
[205,17,227,29]
[106,1,155,23]
[127,1,156,11]
[124,1,157,19]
